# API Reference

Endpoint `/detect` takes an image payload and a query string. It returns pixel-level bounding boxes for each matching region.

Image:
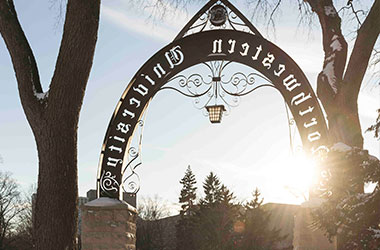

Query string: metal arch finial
[173,0,263,41]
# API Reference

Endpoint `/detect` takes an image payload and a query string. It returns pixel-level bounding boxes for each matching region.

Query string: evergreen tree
[176,166,197,250]
[178,165,197,214]
[193,173,238,250]
[201,172,223,206]
[220,184,235,205]
[236,188,286,250]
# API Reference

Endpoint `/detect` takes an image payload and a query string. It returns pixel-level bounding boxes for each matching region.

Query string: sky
[0,0,379,212]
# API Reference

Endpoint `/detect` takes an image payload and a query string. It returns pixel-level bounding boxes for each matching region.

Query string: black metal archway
[97,0,329,199]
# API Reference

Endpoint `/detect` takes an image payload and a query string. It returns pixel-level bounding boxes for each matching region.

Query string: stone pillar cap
[84,197,137,212]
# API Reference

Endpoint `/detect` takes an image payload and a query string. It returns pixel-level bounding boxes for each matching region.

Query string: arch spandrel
[97,30,329,199]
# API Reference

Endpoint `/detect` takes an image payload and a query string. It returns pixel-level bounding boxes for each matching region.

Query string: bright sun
[267,152,317,201]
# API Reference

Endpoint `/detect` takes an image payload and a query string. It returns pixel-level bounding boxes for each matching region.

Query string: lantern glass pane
[206,105,225,123]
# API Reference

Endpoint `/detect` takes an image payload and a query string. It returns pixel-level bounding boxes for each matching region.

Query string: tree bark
[0,0,100,249]
[306,0,380,148]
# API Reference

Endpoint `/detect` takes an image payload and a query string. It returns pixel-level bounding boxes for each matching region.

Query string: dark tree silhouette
[237,189,285,250]
[0,1,100,249]
[176,166,197,250]
[178,165,197,213]
[0,171,24,249]
[200,171,223,206]
[193,173,238,250]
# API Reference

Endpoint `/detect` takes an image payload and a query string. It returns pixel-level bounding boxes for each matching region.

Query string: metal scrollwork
[121,120,144,194]
[226,10,251,33]
[100,171,119,194]
[161,60,272,115]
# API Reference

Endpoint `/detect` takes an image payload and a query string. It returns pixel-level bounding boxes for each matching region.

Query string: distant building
[78,196,88,206]
[142,203,298,250]
[86,189,96,202]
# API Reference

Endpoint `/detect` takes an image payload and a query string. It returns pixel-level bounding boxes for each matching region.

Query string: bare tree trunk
[306,0,380,149]
[0,0,100,249]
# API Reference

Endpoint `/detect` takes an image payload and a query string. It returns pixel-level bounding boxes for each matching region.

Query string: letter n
[212,39,222,53]
[308,131,321,142]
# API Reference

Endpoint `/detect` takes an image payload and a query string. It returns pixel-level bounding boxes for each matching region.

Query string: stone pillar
[293,199,336,250]
[81,197,137,250]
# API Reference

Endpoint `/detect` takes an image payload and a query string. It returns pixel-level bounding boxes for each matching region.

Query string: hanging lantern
[206,105,226,123]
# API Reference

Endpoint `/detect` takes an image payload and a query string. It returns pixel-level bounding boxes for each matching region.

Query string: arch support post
[81,198,137,250]
[293,200,337,250]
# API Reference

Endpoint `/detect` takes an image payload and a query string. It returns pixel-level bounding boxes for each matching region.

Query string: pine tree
[193,173,238,250]
[237,188,286,250]
[176,166,197,250]
[178,165,197,214]
[220,184,236,205]
[201,171,222,207]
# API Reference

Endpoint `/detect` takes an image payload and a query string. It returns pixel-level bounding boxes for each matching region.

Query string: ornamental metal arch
[97,0,329,199]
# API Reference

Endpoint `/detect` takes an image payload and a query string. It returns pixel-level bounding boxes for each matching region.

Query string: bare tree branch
[0,0,46,120]
[343,0,380,99]
[48,0,100,124]
[338,1,366,29]
[296,0,314,30]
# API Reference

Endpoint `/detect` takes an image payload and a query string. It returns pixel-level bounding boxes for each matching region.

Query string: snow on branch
[305,0,348,100]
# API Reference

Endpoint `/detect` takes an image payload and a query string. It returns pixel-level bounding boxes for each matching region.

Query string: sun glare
[267,153,317,202]
[287,154,316,190]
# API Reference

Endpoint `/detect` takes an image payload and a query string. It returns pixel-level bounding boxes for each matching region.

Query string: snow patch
[325,54,335,61]
[28,56,48,102]
[331,142,352,152]
[32,84,48,101]
[330,35,342,51]
[322,61,338,94]
[35,91,49,100]
[324,6,337,16]
[369,228,380,239]
[85,197,136,211]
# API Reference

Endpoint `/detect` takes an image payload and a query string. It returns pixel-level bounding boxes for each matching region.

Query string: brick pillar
[81,197,137,250]
[293,199,337,250]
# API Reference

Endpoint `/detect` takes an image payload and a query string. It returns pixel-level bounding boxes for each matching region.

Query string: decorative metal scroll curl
[121,119,145,194]
[160,61,273,116]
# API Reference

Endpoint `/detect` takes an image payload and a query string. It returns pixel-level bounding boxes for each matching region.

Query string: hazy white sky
[0,0,378,210]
